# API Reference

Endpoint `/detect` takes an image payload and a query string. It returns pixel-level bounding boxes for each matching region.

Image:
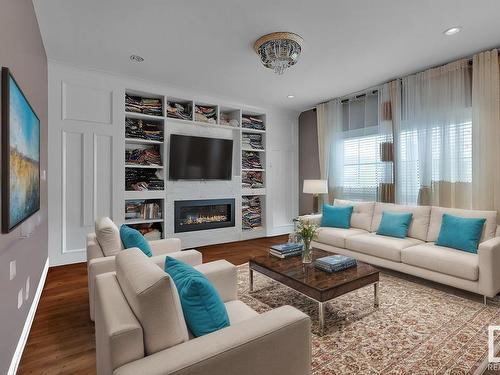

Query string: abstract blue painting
[2,68,40,232]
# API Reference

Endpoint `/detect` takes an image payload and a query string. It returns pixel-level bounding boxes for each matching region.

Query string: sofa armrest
[114,305,311,375]
[87,233,104,261]
[194,260,238,302]
[150,250,203,270]
[297,214,322,226]
[148,238,182,256]
[88,256,117,321]
[478,236,500,298]
[95,273,144,375]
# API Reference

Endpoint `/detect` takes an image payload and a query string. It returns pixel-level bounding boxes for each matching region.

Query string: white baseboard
[267,224,294,237]
[7,257,49,375]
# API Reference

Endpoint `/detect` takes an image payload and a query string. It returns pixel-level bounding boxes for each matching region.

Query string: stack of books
[269,243,304,258]
[314,255,357,273]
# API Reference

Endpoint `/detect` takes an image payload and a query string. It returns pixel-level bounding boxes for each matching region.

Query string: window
[398,120,472,205]
[338,93,393,201]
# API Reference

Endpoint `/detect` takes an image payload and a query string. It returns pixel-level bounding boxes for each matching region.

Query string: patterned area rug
[236,264,500,375]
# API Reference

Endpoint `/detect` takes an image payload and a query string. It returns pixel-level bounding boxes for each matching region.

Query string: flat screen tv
[169,134,233,180]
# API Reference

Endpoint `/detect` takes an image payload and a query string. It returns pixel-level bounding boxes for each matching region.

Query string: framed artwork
[1,67,40,233]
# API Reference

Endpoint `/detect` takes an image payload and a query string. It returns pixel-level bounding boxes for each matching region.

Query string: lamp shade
[303,179,328,194]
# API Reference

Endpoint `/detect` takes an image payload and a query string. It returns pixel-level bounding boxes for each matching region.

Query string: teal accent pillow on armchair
[119,224,153,257]
[436,214,486,253]
[320,204,354,229]
[165,256,230,337]
[376,211,413,238]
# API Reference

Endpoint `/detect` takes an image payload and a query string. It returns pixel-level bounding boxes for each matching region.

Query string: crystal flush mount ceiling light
[254,32,304,75]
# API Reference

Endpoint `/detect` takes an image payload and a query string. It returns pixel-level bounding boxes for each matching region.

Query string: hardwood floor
[17,235,288,375]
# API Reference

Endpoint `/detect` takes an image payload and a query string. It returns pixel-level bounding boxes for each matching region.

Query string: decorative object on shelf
[194,105,217,124]
[125,117,163,142]
[242,133,264,150]
[127,222,162,240]
[242,195,262,230]
[1,67,40,233]
[242,150,262,170]
[167,101,192,120]
[125,168,164,191]
[125,200,162,220]
[125,146,162,166]
[242,115,265,131]
[219,112,239,127]
[242,171,264,189]
[125,94,162,116]
[254,32,303,75]
[303,179,328,214]
[295,219,318,264]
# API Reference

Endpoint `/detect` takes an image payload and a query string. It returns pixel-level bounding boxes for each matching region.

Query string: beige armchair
[87,217,202,321]
[95,249,311,375]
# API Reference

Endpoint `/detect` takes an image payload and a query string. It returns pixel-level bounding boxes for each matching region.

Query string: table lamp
[303,179,328,214]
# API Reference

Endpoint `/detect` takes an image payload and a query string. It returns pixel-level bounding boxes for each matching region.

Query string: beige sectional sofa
[301,200,500,301]
[95,249,311,375]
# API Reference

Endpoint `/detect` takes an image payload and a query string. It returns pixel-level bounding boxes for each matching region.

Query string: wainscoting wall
[47,61,299,266]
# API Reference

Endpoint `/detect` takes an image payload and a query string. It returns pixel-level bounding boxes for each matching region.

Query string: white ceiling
[33,0,500,111]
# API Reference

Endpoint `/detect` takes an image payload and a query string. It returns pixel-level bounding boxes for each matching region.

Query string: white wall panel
[94,134,113,220]
[62,82,113,124]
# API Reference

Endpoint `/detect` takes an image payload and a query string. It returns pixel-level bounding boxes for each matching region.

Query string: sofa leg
[484,295,488,306]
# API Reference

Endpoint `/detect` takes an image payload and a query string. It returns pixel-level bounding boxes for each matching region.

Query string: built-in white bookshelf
[123,89,267,241]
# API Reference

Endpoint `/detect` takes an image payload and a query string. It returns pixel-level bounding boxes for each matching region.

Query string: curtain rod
[306,51,488,113]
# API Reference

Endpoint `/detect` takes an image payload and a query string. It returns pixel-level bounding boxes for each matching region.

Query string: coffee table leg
[319,302,325,336]
[374,282,379,308]
[249,268,254,292]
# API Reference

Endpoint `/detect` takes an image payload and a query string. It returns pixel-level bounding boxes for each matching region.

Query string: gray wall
[0,0,48,372]
[298,109,320,215]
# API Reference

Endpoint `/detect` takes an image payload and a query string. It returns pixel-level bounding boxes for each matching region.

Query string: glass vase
[302,239,312,264]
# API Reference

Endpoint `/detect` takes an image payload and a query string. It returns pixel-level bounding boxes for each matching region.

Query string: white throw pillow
[95,217,122,257]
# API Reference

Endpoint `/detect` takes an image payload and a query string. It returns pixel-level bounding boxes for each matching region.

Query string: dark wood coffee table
[249,248,380,335]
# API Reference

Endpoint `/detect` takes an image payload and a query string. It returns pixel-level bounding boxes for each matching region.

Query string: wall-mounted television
[169,134,233,180]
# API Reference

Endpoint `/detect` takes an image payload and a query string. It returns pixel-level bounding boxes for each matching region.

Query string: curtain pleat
[472,49,500,217]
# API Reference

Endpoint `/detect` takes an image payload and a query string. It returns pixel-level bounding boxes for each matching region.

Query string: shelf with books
[166,97,193,121]
[125,90,164,118]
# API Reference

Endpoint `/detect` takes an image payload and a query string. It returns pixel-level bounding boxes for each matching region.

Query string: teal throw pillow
[376,211,413,238]
[119,224,153,257]
[436,214,486,253]
[165,256,230,337]
[320,204,353,229]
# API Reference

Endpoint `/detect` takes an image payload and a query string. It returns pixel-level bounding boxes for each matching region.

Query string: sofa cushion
[115,249,189,355]
[401,243,479,281]
[334,199,374,231]
[315,227,367,248]
[120,225,153,257]
[371,203,431,241]
[95,217,122,257]
[436,214,486,253]
[377,211,413,239]
[224,300,259,325]
[165,256,230,337]
[427,206,497,243]
[321,204,353,229]
[346,233,423,262]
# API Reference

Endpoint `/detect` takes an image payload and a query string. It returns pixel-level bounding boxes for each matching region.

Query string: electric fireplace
[174,199,235,233]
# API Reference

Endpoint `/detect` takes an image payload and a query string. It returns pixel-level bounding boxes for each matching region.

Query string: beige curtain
[472,49,500,216]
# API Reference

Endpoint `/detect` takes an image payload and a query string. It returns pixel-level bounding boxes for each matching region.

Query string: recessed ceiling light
[443,26,461,36]
[130,54,144,62]
[287,94,295,99]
